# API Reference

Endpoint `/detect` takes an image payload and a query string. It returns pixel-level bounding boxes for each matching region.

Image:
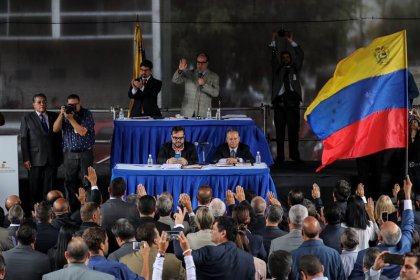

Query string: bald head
[46,190,64,205]
[53,198,70,215]
[196,185,213,206]
[65,237,89,263]
[302,216,321,239]
[5,195,21,211]
[380,221,402,246]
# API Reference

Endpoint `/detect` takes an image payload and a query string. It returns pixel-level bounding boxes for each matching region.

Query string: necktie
[284,67,292,92]
[230,150,236,158]
[40,114,48,133]
[143,78,148,86]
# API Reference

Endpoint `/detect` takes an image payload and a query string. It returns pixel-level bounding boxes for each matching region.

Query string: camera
[166,230,181,241]
[65,104,76,114]
[277,29,291,37]
[384,253,404,265]
[132,241,145,250]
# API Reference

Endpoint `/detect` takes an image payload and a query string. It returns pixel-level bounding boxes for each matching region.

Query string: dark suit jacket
[212,143,255,163]
[34,222,59,254]
[175,241,255,280]
[20,111,62,166]
[2,244,51,280]
[248,215,266,235]
[246,230,267,260]
[157,142,198,164]
[319,223,345,253]
[259,226,287,255]
[133,216,171,234]
[128,76,162,117]
[271,44,304,104]
[51,213,80,230]
[101,198,139,253]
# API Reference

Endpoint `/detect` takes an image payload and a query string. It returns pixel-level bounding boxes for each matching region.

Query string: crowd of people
[0,166,419,279]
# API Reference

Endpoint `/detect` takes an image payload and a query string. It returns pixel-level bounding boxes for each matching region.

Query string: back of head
[374,195,396,221]
[363,247,381,270]
[323,204,341,225]
[53,198,70,215]
[8,204,25,224]
[333,180,351,202]
[80,202,99,222]
[111,218,135,241]
[250,196,266,215]
[215,216,238,242]
[208,198,226,217]
[16,223,36,245]
[82,227,107,254]
[302,199,317,217]
[138,195,156,215]
[232,204,250,226]
[302,216,321,239]
[380,221,402,246]
[299,255,324,277]
[195,207,214,230]
[126,194,140,207]
[288,189,304,206]
[156,195,173,217]
[289,204,308,227]
[341,228,359,251]
[196,185,213,206]
[136,222,158,247]
[46,190,64,205]
[110,177,127,197]
[267,205,283,224]
[5,195,21,211]
[36,201,53,223]
[344,195,369,230]
[268,250,292,279]
[234,228,250,252]
[66,238,89,264]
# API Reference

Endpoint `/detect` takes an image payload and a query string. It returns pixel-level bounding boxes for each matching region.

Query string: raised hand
[178,58,188,71]
[266,191,281,206]
[234,185,245,202]
[311,183,321,199]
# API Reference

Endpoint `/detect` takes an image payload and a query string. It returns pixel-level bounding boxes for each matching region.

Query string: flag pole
[404,30,409,177]
[128,19,144,118]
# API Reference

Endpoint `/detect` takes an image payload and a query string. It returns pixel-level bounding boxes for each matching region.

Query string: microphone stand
[196,72,203,119]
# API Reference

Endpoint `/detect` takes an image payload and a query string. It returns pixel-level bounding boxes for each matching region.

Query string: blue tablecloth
[111,119,273,167]
[112,164,277,209]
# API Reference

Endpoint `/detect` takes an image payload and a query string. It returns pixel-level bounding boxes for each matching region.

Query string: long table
[112,163,277,209]
[111,118,273,167]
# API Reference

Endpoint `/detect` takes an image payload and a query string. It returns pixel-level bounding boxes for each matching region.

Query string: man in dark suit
[134,195,171,234]
[101,177,139,253]
[34,201,59,254]
[319,204,344,253]
[128,59,162,118]
[212,129,255,164]
[157,126,198,165]
[270,31,304,164]
[2,223,51,280]
[175,216,255,279]
[20,93,62,207]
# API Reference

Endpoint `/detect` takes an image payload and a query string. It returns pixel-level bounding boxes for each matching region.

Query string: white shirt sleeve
[152,255,164,280]
[185,255,196,280]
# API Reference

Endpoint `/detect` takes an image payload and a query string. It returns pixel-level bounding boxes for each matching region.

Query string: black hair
[288,189,304,205]
[110,177,127,197]
[138,195,156,215]
[140,59,153,69]
[111,218,135,241]
[33,93,47,103]
[333,180,351,202]
[344,195,370,230]
[214,216,238,242]
[268,250,292,279]
[323,204,341,225]
[66,94,80,101]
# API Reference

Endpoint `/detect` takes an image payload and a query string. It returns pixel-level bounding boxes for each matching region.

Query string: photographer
[270,30,304,165]
[53,94,95,211]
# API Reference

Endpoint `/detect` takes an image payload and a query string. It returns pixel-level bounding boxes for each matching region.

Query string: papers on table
[222,114,248,119]
[160,163,182,169]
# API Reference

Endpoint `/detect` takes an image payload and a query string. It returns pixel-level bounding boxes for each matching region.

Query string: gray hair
[288,204,308,227]
[156,195,173,216]
[195,207,214,230]
[341,228,359,251]
[267,205,283,223]
[208,198,226,217]
[251,196,267,215]
[8,204,25,224]
[364,247,381,270]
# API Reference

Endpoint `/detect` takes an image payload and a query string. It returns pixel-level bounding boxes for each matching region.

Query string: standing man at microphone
[172,53,219,117]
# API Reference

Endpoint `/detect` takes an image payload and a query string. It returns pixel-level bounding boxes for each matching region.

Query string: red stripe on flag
[317,108,408,172]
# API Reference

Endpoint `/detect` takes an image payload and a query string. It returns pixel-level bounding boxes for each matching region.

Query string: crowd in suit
[2,167,420,279]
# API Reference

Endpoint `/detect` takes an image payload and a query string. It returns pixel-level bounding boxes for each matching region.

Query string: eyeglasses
[196,61,208,64]
[34,100,47,104]
[172,136,185,141]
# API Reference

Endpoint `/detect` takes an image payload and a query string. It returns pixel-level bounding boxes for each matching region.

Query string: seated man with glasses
[172,53,219,118]
[157,126,198,165]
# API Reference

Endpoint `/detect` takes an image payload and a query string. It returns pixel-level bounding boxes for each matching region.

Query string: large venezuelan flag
[304,30,408,172]
[128,22,146,118]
